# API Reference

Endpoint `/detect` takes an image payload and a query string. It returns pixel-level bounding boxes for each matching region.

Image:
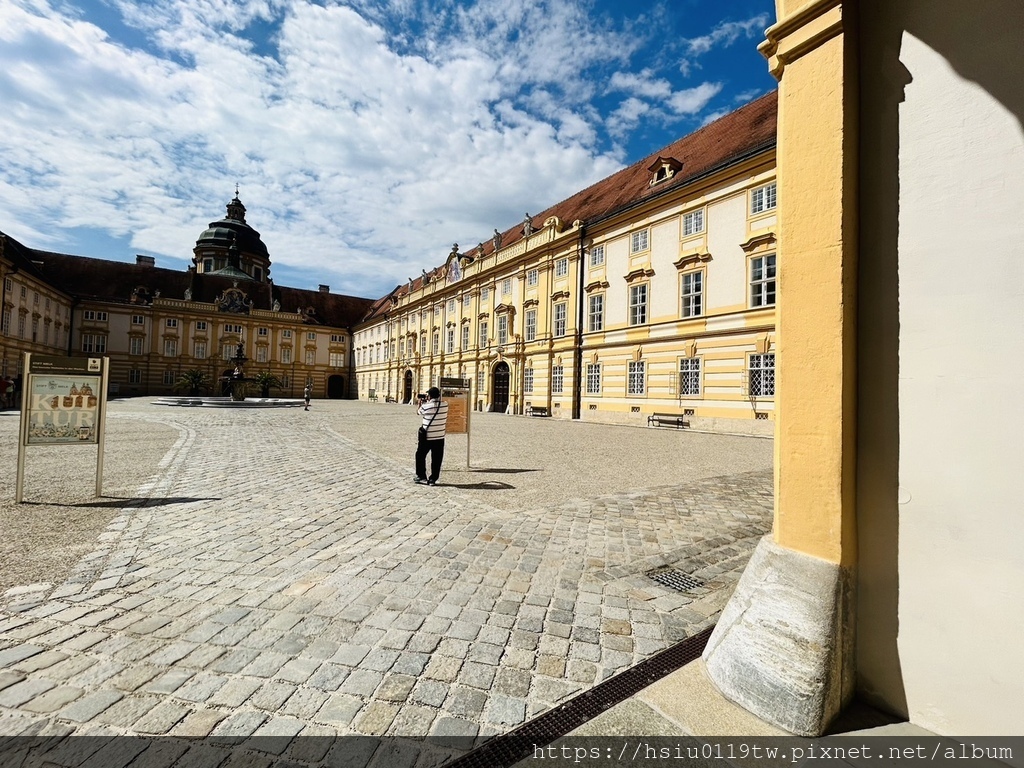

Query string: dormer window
[647,156,683,186]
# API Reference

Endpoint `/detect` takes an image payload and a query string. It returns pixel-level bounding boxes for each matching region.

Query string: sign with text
[443,389,469,434]
[26,375,102,444]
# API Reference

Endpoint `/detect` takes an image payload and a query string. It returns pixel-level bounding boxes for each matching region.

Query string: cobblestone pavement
[0,399,772,765]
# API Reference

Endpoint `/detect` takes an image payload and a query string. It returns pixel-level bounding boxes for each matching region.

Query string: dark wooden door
[403,371,413,403]
[492,362,510,413]
[327,375,345,399]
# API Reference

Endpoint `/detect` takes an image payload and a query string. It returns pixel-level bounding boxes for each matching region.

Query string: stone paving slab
[0,400,772,764]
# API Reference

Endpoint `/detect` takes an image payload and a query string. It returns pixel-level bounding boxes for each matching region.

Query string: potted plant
[173,368,210,397]
[253,370,283,398]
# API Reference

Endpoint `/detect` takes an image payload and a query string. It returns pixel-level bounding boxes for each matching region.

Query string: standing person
[414,387,448,486]
[303,382,312,411]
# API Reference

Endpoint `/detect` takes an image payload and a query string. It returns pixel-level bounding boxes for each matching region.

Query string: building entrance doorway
[491,362,510,413]
[403,371,414,404]
[327,375,346,399]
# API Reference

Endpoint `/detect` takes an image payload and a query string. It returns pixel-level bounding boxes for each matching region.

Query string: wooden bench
[647,412,689,429]
[527,406,551,417]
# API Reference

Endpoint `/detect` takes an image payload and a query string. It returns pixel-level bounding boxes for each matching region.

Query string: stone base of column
[702,535,855,736]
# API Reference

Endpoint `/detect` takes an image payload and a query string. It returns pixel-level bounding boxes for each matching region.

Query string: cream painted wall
[706,194,749,311]
[859,3,1024,734]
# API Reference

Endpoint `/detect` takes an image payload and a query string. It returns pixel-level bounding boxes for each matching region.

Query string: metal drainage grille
[443,625,713,768]
[647,567,705,592]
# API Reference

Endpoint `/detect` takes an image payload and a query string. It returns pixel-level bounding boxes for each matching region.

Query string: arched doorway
[220,368,233,396]
[403,371,414,404]
[491,362,510,413]
[327,375,346,399]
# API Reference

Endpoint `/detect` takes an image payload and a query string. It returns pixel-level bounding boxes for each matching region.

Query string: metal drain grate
[647,567,705,592]
[443,625,713,768]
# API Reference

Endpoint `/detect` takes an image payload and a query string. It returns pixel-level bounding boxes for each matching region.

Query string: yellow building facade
[355,94,779,436]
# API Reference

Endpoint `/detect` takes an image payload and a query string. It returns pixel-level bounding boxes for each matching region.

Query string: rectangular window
[256,346,268,363]
[554,258,568,278]
[629,284,648,325]
[282,329,292,339]
[307,332,316,341]
[163,338,177,356]
[129,369,141,384]
[194,341,206,359]
[431,331,439,354]
[331,334,344,343]
[2,309,10,335]
[81,334,94,353]
[20,286,26,299]
[446,328,455,353]
[163,370,175,386]
[681,272,703,317]
[481,287,490,302]
[588,294,604,332]
[281,347,292,364]
[83,310,108,321]
[589,245,605,267]
[462,294,471,307]
[479,321,488,348]
[683,209,705,236]
[750,182,777,214]
[305,350,315,365]
[461,325,470,350]
[749,353,776,397]
[258,327,268,336]
[448,299,456,313]
[329,352,345,367]
[627,361,646,395]
[399,339,405,357]
[524,309,537,342]
[631,229,649,254]
[3,278,11,292]
[45,298,50,311]
[477,369,486,394]
[680,357,701,396]
[586,363,601,395]
[750,255,777,307]
[129,337,144,356]
[222,343,234,360]
[527,269,539,287]
[165,318,178,328]
[18,314,26,339]
[501,278,512,295]
[420,335,427,354]
[130,315,144,325]
[524,368,534,394]
[552,365,564,394]
[553,303,567,337]
[497,315,508,346]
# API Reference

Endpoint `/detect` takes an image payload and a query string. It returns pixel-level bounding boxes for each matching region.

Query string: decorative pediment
[623,267,655,283]
[551,290,571,301]
[523,298,539,308]
[446,320,457,328]
[740,232,777,254]
[674,251,713,270]
[215,287,253,314]
[494,303,516,316]
[584,279,610,293]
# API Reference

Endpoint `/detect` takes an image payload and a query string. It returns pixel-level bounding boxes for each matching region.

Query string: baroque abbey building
[1,92,776,434]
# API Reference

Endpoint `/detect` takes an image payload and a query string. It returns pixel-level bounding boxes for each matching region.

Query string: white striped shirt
[418,399,448,440]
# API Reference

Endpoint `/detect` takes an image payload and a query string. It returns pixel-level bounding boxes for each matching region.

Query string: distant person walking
[303,382,312,411]
[414,387,448,486]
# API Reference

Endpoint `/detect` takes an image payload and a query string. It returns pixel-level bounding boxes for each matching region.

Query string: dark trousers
[415,438,445,482]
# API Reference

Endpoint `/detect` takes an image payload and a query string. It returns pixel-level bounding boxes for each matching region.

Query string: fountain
[153,342,305,408]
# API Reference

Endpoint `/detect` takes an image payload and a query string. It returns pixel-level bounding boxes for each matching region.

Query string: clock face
[447,259,462,283]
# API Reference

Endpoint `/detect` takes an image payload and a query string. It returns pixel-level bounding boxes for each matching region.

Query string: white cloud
[0,0,752,297]
[678,13,770,76]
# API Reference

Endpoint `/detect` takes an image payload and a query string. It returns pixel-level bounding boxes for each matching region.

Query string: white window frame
[589,245,605,267]
[128,369,142,384]
[501,278,512,295]
[683,208,705,236]
[748,353,776,397]
[681,271,703,318]
[165,318,178,328]
[630,229,649,254]
[586,363,601,395]
[497,315,508,346]
[588,294,604,332]
[629,283,648,326]
[163,338,177,357]
[750,254,777,308]
[553,303,567,337]
[524,309,537,342]
[281,347,292,364]
[194,341,207,359]
[527,269,539,287]
[479,321,488,349]
[524,368,534,394]
[129,337,144,356]
[627,361,646,395]
[679,357,701,397]
[554,258,568,278]
[446,327,455,353]
[551,365,564,394]
[461,325,470,350]
[750,182,777,215]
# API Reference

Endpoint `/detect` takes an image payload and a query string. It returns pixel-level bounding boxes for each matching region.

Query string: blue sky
[0,0,776,299]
